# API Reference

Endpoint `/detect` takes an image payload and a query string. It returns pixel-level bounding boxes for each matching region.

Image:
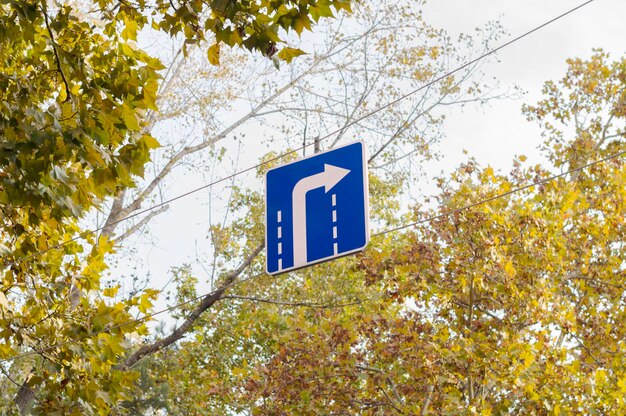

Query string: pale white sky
[422,0,626,171]
[108,0,626,315]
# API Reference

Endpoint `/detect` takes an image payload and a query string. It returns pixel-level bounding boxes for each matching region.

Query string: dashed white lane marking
[277,210,283,270]
[331,194,338,255]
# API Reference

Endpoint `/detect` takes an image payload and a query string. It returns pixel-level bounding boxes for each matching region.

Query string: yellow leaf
[138,293,153,314]
[294,18,304,35]
[142,134,161,149]
[123,108,140,131]
[207,43,220,66]
[59,86,67,102]
[520,348,534,368]
[122,20,138,41]
[504,259,515,277]
[277,47,307,63]
[121,42,135,57]
[0,342,14,358]
[103,286,119,298]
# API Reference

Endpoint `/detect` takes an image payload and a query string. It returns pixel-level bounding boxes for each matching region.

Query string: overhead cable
[0,0,596,270]
[1,146,623,365]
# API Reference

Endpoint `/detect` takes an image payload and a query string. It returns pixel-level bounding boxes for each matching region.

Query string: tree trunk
[15,373,37,415]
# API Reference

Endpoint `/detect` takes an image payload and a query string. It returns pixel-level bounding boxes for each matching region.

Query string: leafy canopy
[126,51,626,415]
[0,0,350,413]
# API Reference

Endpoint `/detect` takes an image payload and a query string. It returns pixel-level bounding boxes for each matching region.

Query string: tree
[97,0,509,244]
[122,51,626,414]
[2,0,512,412]
[96,0,507,412]
[1,0,511,412]
[0,0,352,413]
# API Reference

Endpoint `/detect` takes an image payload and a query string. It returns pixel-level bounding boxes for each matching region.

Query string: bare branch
[114,205,169,244]
[118,243,264,370]
[369,57,483,163]
[118,62,319,220]
[222,295,363,309]
[597,112,616,150]
[115,19,396,227]
[101,189,126,237]
[145,46,185,127]
[329,46,393,149]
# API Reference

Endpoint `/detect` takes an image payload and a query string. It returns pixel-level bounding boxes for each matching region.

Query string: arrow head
[323,164,350,192]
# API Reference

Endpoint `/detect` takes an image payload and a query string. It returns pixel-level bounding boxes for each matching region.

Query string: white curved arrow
[291,164,350,268]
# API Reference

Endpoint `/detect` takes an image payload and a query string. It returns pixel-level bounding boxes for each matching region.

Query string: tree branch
[13,369,40,415]
[42,5,71,103]
[222,295,363,309]
[368,56,482,164]
[118,242,264,370]
[114,205,169,244]
[420,384,434,416]
[101,189,126,237]
[597,112,616,150]
[356,365,404,413]
[117,63,318,221]
[115,22,390,226]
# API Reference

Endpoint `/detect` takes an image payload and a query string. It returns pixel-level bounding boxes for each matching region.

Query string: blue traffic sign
[265,141,369,274]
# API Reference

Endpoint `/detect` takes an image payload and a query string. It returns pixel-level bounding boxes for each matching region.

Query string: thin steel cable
[0,0,595,270]
[0,271,264,364]
[375,150,626,237]
[1,146,623,365]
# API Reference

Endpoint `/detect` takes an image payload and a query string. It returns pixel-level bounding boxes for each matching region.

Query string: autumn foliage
[2,0,626,412]
[130,51,626,415]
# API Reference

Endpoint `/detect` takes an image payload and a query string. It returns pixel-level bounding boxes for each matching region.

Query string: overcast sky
[112,0,626,314]
[422,0,626,171]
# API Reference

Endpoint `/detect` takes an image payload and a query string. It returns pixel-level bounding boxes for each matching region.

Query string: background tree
[98,0,508,247]
[121,51,626,414]
[0,0,352,413]
[92,1,508,413]
[1,0,513,412]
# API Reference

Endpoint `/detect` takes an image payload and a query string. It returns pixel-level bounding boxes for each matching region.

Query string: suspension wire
[1,146,623,365]
[0,0,596,271]
[375,150,626,237]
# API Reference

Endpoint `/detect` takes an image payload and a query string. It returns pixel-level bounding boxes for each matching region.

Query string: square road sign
[265,141,369,274]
